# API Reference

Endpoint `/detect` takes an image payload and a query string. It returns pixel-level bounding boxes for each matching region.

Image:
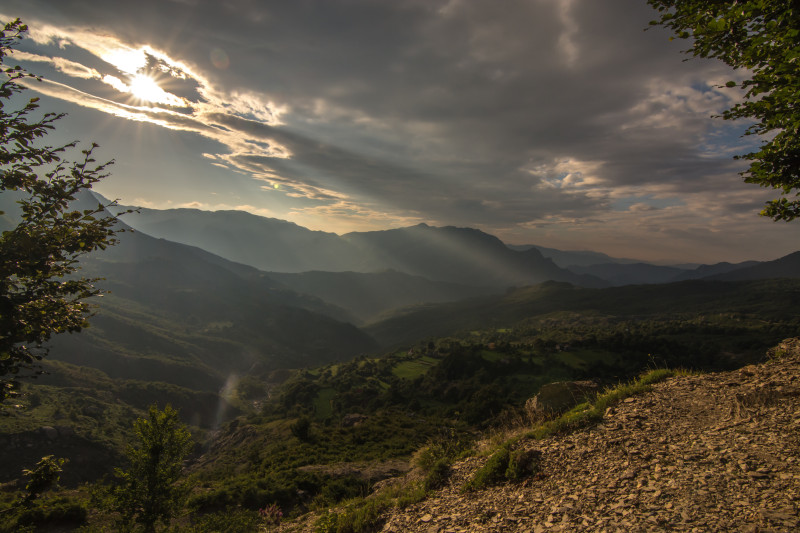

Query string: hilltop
[279,339,800,532]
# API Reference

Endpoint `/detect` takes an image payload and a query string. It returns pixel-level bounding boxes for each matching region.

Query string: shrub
[423,458,451,491]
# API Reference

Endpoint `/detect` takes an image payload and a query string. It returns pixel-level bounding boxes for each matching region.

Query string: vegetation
[19,455,67,507]
[110,404,194,532]
[648,0,800,221]
[0,19,127,403]
[1,11,797,533]
[464,367,680,492]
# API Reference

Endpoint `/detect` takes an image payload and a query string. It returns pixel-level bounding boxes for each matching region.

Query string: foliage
[462,445,511,492]
[648,1,800,221]
[259,503,283,528]
[2,496,87,532]
[290,416,312,441]
[111,404,194,532]
[20,455,67,507]
[177,508,261,532]
[0,18,126,402]
[0,454,70,531]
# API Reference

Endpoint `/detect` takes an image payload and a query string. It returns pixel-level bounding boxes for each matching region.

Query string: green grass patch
[314,388,337,420]
[391,358,436,379]
[465,368,678,491]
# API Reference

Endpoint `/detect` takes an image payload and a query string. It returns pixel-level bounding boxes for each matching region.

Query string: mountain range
[2,190,798,389]
[116,201,799,291]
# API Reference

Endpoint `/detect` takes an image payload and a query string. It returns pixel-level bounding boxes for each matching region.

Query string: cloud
[9,49,100,79]
[2,1,795,263]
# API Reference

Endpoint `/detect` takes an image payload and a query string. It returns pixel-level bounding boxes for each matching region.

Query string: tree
[20,455,67,507]
[0,18,126,402]
[112,404,194,532]
[647,1,800,221]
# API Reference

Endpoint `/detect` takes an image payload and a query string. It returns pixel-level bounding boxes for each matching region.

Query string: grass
[391,357,436,379]
[314,388,337,420]
[313,482,427,533]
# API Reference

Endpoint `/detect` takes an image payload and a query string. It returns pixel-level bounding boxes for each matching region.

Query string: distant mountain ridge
[509,244,643,268]
[705,251,800,281]
[114,202,800,289]
[117,208,608,289]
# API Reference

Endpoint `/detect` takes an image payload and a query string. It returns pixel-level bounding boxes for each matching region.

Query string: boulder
[342,413,368,427]
[526,380,599,415]
[39,426,59,440]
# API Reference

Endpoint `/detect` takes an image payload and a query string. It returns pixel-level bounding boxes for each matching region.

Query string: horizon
[2,1,798,265]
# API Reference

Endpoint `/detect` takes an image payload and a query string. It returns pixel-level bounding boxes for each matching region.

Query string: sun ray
[127,73,184,106]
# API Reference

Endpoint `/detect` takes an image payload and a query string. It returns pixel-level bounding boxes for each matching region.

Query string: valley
[1,198,798,531]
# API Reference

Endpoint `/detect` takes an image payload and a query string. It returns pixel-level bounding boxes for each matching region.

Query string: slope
[377,340,800,532]
[52,226,378,389]
[266,270,496,324]
[365,279,800,349]
[0,191,378,389]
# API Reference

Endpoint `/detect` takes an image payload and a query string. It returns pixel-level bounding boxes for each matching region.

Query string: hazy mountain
[116,207,356,272]
[117,205,608,289]
[340,224,607,288]
[1,191,378,389]
[671,260,761,281]
[568,263,687,286]
[61,227,377,386]
[703,251,800,281]
[510,244,643,268]
[267,270,496,324]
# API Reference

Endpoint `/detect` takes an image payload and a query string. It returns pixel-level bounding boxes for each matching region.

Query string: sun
[129,74,167,103]
[127,73,185,107]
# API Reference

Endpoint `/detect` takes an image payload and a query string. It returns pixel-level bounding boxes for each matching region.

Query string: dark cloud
[2,0,797,262]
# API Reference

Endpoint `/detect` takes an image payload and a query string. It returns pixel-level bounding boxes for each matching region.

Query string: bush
[463,445,511,491]
[423,458,451,491]
[180,508,261,532]
[8,498,87,531]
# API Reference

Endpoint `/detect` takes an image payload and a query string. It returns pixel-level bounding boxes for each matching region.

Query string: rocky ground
[377,339,800,532]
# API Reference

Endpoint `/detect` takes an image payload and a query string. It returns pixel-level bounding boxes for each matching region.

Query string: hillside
[365,279,800,349]
[267,270,496,324]
[58,226,378,386]
[340,224,604,289]
[282,339,800,532]
[1,191,378,390]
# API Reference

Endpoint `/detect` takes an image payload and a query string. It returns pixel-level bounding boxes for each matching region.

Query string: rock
[39,426,58,439]
[525,381,599,414]
[342,413,368,427]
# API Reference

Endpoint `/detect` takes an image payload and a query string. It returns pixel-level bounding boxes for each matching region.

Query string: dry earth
[379,339,800,532]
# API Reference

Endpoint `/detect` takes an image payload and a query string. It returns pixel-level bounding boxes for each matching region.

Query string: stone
[525,381,599,414]
[341,413,368,427]
[39,426,58,439]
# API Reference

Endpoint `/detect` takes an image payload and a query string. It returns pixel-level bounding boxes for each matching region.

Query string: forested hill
[365,279,800,348]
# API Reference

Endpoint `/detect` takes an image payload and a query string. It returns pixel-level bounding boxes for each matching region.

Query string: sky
[2,0,797,264]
